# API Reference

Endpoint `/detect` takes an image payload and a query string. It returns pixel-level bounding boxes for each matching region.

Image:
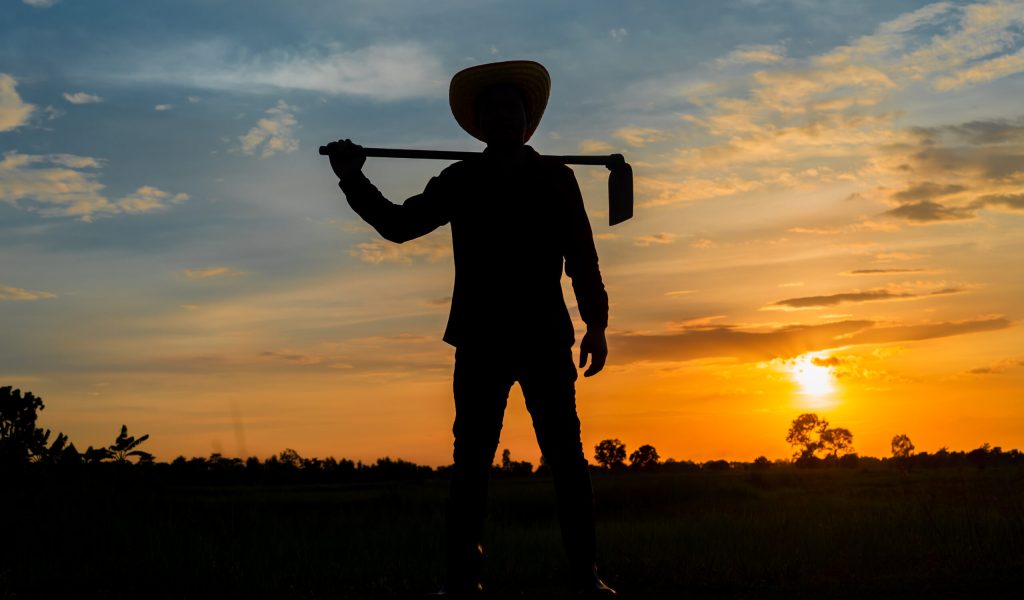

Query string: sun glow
[789,352,837,402]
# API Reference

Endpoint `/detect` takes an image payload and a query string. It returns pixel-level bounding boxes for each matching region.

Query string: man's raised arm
[328,139,452,243]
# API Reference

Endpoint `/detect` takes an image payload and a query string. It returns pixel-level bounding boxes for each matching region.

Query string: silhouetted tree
[786,413,829,460]
[891,434,915,459]
[103,424,154,464]
[0,385,51,464]
[278,448,302,468]
[37,431,81,465]
[752,456,772,469]
[820,427,854,458]
[593,439,626,470]
[496,448,533,476]
[628,444,660,470]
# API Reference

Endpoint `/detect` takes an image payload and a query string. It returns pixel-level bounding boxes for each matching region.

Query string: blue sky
[3,1,1023,464]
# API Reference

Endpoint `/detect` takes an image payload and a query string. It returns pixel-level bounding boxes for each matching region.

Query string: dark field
[3,467,1023,599]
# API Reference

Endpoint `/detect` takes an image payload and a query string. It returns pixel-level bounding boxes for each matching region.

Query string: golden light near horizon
[789,352,837,408]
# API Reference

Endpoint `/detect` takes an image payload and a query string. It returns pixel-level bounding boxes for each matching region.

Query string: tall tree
[820,427,854,458]
[629,444,660,470]
[0,386,50,464]
[891,434,915,459]
[785,413,829,460]
[593,439,626,470]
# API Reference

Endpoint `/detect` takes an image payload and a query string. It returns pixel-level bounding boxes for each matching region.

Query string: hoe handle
[319,146,633,225]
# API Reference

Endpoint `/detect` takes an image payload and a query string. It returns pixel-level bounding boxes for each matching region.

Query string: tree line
[4,386,1022,484]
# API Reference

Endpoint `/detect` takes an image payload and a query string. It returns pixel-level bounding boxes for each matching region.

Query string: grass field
[3,466,1022,599]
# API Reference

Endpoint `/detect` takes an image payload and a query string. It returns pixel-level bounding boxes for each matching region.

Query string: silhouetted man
[326,60,615,598]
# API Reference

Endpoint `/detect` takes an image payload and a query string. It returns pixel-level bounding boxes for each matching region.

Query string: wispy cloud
[715,44,786,67]
[844,268,929,276]
[63,92,103,104]
[0,152,188,220]
[610,316,1010,365]
[117,186,189,213]
[968,358,1024,374]
[613,126,666,147]
[183,266,243,279]
[634,232,677,246]
[770,286,965,309]
[154,104,173,111]
[0,284,56,301]
[22,0,59,7]
[349,236,451,264]
[237,100,299,158]
[579,139,613,153]
[117,40,446,100]
[0,73,35,132]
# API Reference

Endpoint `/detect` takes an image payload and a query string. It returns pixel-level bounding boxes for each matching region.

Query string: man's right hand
[325,139,367,181]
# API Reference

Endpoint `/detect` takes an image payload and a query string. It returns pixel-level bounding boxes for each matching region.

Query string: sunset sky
[2,0,1022,466]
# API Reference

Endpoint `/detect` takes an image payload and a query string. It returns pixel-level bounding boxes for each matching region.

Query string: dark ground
[3,466,1023,599]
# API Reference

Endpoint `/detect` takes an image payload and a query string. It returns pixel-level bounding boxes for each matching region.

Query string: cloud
[974,193,1024,211]
[613,126,666,147]
[650,1,1024,219]
[154,104,173,111]
[843,316,1011,345]
[610,28,628,41]
[0,73,35,132]
[968,358,1024,374]
[0,284,56,301]
[884,200,975,222]
[844,268,928,275]
[117,186,189,213]
[633,232,677,246]
[771,286,964,309]
[259,350,322,365]
[715,44,787,67]
[237,100,299,158]
[579,139,613,153]
[120,40,446,100]
[898,1,1024,82]
[63,92,103,104]
[668,315,728,330]
[934,46,1024,90]
[891,182,968,202]
[350,236,451,264]
[183,266,243,279]
[609,316,1011,365]
[924,117,1024,145]
[611,320,874,364]
[22,0,59,7]
[0,152,188,220]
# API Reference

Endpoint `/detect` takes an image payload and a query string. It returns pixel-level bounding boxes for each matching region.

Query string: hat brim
[449,60,550,143]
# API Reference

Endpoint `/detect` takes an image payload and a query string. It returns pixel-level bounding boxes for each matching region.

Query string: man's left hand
[579,329,608,377]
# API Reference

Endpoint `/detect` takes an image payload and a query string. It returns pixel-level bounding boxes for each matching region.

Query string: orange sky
[2,1,1023,466]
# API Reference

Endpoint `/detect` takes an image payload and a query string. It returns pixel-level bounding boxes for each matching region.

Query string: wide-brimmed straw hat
[449,60,551,143]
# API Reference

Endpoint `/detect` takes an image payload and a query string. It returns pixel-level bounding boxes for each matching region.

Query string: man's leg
[519,347,610,592]
[443,346,514,592]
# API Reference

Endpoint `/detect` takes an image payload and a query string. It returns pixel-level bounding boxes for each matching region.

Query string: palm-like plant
[107,424,154,464]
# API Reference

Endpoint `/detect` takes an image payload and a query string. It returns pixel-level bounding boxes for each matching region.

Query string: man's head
[448,60,550,144]
[475,83,528,147]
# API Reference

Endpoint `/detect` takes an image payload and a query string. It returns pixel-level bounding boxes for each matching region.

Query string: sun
[789,352,837,405]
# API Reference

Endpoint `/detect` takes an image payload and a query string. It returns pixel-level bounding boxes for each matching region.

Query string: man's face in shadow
[476,84,528,147]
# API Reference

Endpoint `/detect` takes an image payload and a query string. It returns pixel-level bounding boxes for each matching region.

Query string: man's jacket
[339,145,608,349]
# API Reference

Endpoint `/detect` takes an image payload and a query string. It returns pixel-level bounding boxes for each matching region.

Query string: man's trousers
[443,343,597,584]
